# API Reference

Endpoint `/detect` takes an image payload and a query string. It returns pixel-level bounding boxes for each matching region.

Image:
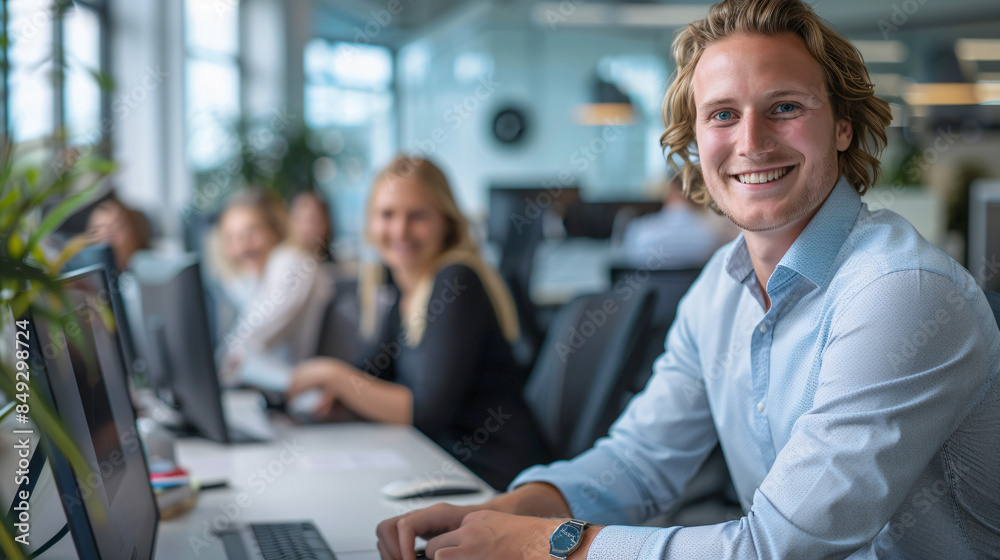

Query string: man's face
[692,32,852,233]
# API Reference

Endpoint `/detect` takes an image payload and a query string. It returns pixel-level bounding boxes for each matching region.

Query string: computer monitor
[130,252,235,444]
[562,200,663,239]
[27,266,159,559]
[970,180,1000,293]
[487,184,580,244]
[62,243,147,385]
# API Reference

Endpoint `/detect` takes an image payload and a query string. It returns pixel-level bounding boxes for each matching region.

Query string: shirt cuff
[586,526,664,560]
[510,447,643,525]
[510,462,599,520]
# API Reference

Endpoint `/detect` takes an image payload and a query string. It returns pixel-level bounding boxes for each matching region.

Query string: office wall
[396,5,670,218]
[108,0,184,236]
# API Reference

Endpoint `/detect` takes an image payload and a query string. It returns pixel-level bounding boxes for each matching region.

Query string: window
[304,39,395,239]
[3,0,108,147]
[7,0,56,142]
[63,4,103,145]
[184,0,241,172]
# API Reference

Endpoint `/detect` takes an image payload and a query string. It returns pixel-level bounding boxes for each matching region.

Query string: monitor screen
[62,243,146,385]
[487,185,580,244]
[132,254,231,443]
[30,266,159,559]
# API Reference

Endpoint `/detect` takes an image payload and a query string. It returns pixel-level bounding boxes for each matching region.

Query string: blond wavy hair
[359,155,520,346]
[661,0,893,209]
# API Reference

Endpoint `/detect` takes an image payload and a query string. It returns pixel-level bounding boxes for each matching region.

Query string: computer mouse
[380,476,483,500]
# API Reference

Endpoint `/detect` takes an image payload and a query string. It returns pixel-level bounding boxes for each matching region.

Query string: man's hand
[376,483,583,559]
[376,502,479,560]
[424,511,565,559]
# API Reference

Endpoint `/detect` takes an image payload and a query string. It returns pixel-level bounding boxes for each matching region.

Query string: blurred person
[620,173,734,268]
[287,190,335,262]
[374,0,1000,558]
[210,189,332,385]
[86,197,151,271]
[287,155,550,490]
[210,189,288,309]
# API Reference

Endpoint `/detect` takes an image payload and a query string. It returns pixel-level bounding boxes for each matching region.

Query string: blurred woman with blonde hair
[288,155,549,489]
[211,188,333,385]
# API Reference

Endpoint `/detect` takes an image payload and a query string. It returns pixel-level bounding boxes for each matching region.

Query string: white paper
[300,449,411,471]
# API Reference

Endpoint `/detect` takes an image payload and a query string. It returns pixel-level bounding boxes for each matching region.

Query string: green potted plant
[0,137,115,560]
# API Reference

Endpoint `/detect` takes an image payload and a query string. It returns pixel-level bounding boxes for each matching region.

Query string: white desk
[154,420,494,559]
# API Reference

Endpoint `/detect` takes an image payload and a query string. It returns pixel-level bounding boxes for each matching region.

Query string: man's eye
[776,103,797,113]
[714,111,733,121]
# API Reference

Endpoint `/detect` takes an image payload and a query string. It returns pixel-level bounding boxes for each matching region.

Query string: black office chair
[608,266,743,527]
[609,266,702,394]
[524,286,657,460]
[499,212,547,370]
[315,279,362,363]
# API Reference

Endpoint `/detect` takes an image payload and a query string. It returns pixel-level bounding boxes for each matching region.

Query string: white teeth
[737,167,790,184]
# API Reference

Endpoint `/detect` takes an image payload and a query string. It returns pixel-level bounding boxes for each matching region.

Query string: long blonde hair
[661,0,893,210]
[359,155,519,346]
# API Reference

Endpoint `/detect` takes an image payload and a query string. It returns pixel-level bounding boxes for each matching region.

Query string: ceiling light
[530,3,709,28]
[956,39,1000,61]
[852,40,908,63]
[904,82,1000,105]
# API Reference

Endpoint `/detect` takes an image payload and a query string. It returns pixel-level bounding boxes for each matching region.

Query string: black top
[356,264,550,489]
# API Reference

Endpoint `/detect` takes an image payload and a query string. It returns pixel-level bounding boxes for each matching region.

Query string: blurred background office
[5,0,1000,526]
[8,0,1000,305]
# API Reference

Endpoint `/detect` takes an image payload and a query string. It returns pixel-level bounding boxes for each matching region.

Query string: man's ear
[835,119,853,152]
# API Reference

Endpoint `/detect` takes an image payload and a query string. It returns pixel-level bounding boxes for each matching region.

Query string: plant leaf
[0,516,27,560]
[6,231,25,259]
[29,242,53,274]
[76,156,116,175]
[51,235,92,273]
[0,185,18,214]
[88,67,116,92]
[26,184,99,251]
[23,167,39,187]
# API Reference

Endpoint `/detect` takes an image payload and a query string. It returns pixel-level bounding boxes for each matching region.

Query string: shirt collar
[724,176,861,289]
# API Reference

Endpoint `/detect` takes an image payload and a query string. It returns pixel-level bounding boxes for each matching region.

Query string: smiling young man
[375,0,1000,558]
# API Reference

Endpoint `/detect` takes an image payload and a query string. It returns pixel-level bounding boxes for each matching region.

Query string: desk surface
[154,420,494,559]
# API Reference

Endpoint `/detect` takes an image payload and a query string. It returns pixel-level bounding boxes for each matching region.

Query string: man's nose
[737,112,777,158]
[390,216,409,239]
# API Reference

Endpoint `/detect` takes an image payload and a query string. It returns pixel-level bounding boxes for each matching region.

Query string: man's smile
[732,165,796,185]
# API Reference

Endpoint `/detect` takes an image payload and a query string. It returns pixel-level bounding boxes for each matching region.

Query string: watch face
[549,523,584,554]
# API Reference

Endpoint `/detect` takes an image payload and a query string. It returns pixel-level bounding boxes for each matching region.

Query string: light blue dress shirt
[513,177,1000,558]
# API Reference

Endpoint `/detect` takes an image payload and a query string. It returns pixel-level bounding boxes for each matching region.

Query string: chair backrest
[609,266,702,394]
[610,267,702,327]
[524,286,656,460]
[315,279,362,363]
[499,214,546,368]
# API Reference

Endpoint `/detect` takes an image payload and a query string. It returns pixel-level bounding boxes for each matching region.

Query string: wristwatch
[549,519,591,559]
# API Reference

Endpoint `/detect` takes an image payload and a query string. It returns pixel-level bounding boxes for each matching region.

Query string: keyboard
[218,521,338,560]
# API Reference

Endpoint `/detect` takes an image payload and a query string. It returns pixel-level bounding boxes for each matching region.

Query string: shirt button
[759,323,768,333]
[757,402,764,413]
